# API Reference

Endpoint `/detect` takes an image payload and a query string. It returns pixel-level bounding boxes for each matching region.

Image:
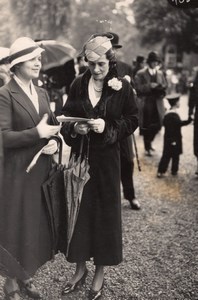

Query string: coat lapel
[9,78,41,125]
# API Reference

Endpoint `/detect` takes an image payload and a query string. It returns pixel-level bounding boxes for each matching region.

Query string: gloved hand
[36,114,61,138]
[73,122,90,135]
[42,139,58,155]
[87,118,105,133]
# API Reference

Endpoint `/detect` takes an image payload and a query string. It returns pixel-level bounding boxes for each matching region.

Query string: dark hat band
[9,46,40,62]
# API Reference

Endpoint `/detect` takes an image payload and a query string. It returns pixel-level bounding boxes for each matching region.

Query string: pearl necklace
[92,78,103,92]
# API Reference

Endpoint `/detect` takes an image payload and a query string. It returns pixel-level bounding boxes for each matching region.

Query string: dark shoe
[3,286,21,300]
[62,268,88,295]
[18,279,41,299]
[129,199,141,210]
[145,150,152,157]
[88,281,104,300]
[157,172,165,178]
[172,172,178,176]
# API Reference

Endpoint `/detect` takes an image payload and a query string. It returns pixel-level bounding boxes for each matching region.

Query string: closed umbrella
[41,136,67,255]
[0,245,29,281]
[36,40,76,71]
[64,135,90,257]
[26,136,67,255]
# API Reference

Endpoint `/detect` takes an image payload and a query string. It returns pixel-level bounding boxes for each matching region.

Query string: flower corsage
[108,77,122,91]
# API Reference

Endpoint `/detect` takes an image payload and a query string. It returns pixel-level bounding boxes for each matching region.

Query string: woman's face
[88,54,109,81]
[16,55,42,80]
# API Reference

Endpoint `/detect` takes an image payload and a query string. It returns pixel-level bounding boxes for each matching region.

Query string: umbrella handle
[49,135,63,165]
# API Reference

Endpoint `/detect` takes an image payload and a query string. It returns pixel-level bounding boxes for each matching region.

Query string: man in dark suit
[135,51,167,156]
[106,31,140,210]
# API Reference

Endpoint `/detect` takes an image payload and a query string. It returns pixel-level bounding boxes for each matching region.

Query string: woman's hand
[37,114,61,138]
[87,118,105,133]
[73,122,90,135]
[42,139,58,155]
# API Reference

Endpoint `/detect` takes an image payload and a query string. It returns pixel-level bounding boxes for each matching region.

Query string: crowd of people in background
[0,31,197,300]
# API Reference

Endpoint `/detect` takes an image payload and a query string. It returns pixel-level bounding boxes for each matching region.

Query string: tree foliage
[0,0,146,63]
[132,0,198,53]
[9,0,71,40]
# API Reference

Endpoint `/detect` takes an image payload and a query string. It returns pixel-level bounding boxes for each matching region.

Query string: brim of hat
[113,44,122,49]
[147,58,161,63]
[10,47,44,69]
[166,93,181,100]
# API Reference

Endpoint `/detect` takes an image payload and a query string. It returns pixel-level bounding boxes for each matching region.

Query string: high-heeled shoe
[88,281,104,300]
[18,279,41,299]
[3,286,21,300]
[62,268,88,295]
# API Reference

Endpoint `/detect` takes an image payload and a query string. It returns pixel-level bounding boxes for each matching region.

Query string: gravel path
[0,95,197,300]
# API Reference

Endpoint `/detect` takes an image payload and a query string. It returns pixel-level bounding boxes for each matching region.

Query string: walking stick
[195,157,198,175]
[132,133,141,172]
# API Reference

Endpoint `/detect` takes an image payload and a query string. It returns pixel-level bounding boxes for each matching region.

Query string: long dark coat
[193,73,198,157]
[134,67,167,130]
[0,78,56,278]
[194,100,198,157]
[61,70,138,266]
[0,130,3,199]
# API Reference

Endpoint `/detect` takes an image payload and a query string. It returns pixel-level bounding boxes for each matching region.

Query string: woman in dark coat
[61,34,138,299]
[0,37,60,299]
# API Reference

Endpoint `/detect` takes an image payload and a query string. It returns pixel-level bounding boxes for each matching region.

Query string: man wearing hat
[157,93,192,177]
[106,31,140,210]
[134,51,167,156]
[132,55,145,77]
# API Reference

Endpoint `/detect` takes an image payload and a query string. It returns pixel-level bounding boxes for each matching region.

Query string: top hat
[147,51,161,63]
[166,93,181,106]
[9,37,44,69]
[106,32,122,49]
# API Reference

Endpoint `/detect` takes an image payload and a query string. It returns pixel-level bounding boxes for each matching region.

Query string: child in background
[157,93,192,178]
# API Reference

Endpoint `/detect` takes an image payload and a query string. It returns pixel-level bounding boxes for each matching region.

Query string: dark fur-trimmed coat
[61,70,138,265]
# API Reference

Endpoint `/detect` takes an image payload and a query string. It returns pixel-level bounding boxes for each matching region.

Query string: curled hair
[10,62,23,74]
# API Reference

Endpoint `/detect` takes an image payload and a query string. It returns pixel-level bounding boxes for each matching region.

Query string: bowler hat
[9,37,44,69]
[136,55,144,64]
[147,51,161,63]
[106,32,122,49]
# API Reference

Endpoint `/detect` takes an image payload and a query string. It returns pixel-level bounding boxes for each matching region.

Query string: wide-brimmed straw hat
[9,37,44,69]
